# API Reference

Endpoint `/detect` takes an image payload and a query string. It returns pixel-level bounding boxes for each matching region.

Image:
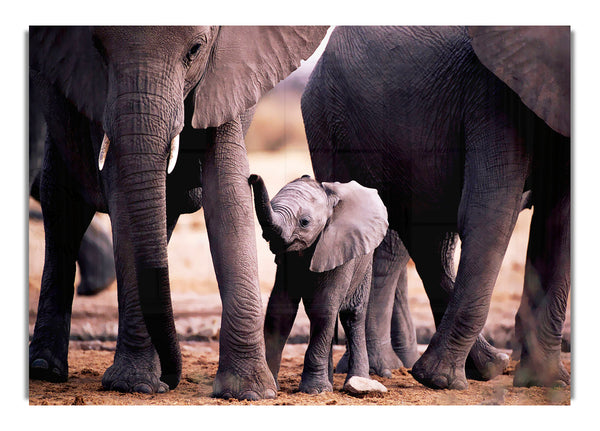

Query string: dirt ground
[28,341,570,406]
[27,149,571,406]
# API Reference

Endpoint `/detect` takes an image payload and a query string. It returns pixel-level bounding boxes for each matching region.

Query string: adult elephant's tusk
[167,134,180,174]
[98,134,110,171]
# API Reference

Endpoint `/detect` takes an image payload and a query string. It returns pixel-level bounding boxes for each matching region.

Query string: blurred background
[27,29,570,353]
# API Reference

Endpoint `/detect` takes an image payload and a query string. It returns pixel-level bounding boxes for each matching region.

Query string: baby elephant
[249,174,388,395]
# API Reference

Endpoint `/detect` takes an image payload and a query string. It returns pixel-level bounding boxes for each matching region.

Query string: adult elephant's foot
[102,345,168,394]
[298,373,333,394]
[29,325,69,382]
[410,339,468,390]
[213,359,277,400]
[513,348,570,388]
[29,349,68,383]
[465,334,509,381]
[335,341,402,378]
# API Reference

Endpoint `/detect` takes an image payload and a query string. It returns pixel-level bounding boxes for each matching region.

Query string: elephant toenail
[381,369,392,378]
[133,383,153,394]
[431,375,449,389]
[552,380,567,388]
[450,379,468,390]
[239,391,260,401]
[157,383,169,393]
[264,389,277,399]
[31,359,49,370]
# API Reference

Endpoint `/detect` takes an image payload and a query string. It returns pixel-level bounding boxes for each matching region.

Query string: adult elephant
[28,26,327,399]
[302,26,570,389]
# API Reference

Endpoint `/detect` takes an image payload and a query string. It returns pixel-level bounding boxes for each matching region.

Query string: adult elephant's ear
[191,26,329,129]
[29,26,107,123]
[310,181,389,273]
[468,26,570,137]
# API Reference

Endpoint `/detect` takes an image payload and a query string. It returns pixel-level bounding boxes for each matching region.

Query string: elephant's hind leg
[514,134,570,388]
[29,140,95,383]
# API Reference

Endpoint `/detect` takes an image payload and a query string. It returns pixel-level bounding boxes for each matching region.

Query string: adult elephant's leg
[409,229,508,380]
[264,262,301,388]
[335,229,407,377]
[29,139,95,382]
[411,118,529,390]
[75,217,116,296]
[202,118,276,401]
[514,135,570,388]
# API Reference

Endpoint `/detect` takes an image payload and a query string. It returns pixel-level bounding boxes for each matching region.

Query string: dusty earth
[27,149,571,406]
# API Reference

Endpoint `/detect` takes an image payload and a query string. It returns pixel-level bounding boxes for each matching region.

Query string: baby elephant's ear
[310,181,388,272]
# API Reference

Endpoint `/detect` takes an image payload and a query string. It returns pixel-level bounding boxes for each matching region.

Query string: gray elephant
[28,26,327,399]
[302,26,570,389]
[248,174,388,394]
[30,86,115,296]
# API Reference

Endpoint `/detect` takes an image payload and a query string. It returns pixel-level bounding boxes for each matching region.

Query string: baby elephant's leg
[340,265,387,395]
[300,300,338,394]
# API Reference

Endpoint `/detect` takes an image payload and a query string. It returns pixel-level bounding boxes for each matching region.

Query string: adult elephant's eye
[299,217,310,228]
[189,43,202,56]
[186,43,203,63]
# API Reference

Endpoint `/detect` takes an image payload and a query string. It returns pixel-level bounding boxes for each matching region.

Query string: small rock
[343,376,387,395]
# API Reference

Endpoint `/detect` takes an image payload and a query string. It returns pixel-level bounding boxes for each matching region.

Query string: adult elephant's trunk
[103,91,183,389]
[248,174,281,240]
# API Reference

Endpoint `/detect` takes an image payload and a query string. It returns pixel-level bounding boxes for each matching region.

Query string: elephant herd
[28,26,570,400]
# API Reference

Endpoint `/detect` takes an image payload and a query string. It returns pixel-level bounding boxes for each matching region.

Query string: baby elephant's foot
[102,348,168,394]
[513,354,570,388]
[411,344,468,390]
[299,374,333,394]
[343,376,387,395]
[465,335,509,381]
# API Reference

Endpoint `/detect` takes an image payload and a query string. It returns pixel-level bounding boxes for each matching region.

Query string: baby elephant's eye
[299,217,310,228]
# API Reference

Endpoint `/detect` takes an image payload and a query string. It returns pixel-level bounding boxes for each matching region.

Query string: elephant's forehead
[93,26,217,50]
[272,181,327,213]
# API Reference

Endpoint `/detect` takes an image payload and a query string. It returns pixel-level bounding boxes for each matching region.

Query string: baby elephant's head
[249,174,388,272]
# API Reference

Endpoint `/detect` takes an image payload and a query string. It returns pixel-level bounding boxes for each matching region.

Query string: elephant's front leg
[202,119,276,401]
[264,264,301,388]
[300,279,345,394]
[29,141,95,382]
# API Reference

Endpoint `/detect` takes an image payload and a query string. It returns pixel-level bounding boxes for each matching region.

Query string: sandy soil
[28,341,570,406]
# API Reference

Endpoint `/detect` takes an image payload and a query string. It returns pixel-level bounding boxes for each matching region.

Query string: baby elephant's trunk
[249,174,281,241]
